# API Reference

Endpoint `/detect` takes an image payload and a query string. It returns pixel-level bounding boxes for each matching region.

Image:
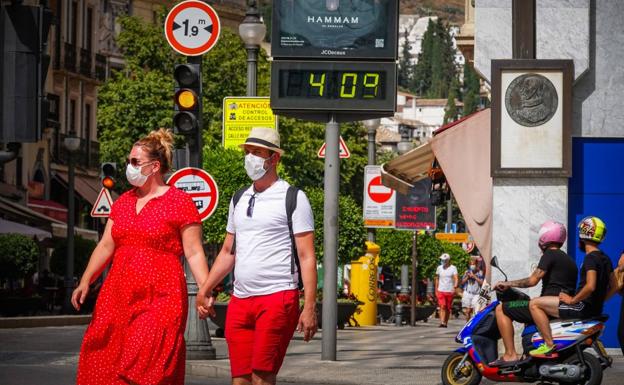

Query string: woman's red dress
[76,187,200,385]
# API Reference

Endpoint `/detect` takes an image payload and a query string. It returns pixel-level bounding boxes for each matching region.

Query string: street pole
[410,230,418,326]
[246,46,258,97]
[182,55,215,360]
[239,0,265,97]
[63,138,76,314]
[322,115,340,361]
[363,119,379,243]
[446,191,453,232]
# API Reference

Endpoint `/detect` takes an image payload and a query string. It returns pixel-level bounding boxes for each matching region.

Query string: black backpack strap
[230,185,249,255]
[286,186,303,289]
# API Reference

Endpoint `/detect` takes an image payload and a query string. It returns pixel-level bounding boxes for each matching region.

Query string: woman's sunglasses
[126,157,154,167]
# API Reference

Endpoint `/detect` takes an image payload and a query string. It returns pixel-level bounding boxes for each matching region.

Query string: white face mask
[125,163,153,187]
[244,153,271,181]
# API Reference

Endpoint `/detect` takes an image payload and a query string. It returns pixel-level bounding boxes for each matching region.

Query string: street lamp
[239,0,266,96]
[62,130,80,314]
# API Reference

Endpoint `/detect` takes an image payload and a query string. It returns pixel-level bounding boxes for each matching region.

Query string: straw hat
[239,127,284,155]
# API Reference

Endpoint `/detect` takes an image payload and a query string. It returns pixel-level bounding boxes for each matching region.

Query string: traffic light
[100,162,116,190]
[173,63,201,136]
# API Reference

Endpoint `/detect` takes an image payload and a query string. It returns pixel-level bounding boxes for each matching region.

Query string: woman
[72,129,210,384]
[460,258,484,320]
[435,253,458,328]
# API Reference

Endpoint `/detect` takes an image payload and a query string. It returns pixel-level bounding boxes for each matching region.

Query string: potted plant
[377,289,393,322]
[210,291,230,338]
[394,293,436,325]
[316,291,361,329]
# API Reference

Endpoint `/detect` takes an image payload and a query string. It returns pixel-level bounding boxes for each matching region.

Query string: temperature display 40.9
[270,61,396,113]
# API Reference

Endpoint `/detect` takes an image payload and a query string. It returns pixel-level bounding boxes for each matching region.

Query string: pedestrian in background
[435,253,458,328]
[197,127,317,385]
[460,258,484,320]
[72,128,210,385]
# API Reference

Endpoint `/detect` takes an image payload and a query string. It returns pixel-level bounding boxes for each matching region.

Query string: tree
[443,79,459,125]
[461,62,480,116]
[0,234,39,284]
[411,18,458,99]
[305,187,366,264]
[50,236,97,279]
[398,28,412,89]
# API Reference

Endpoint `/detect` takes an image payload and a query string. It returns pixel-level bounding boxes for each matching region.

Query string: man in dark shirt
[492,221,577,364]
[528,216,617,357]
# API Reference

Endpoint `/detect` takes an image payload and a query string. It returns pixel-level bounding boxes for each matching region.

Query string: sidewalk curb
[0,315,91,329]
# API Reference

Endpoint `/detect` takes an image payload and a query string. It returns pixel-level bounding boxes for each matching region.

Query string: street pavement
[1,319,622,385]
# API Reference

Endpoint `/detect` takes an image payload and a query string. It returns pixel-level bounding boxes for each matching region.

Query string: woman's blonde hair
[134,128,174,174]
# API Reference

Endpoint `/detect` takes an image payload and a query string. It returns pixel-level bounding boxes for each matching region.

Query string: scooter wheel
[441,352,482,385]
[562,351,603,385]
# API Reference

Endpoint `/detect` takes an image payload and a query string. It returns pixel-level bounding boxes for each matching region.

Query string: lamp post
[363,119,380,243]
[395,125,413,326]
[62,130,81,314]
[239,0,266,97]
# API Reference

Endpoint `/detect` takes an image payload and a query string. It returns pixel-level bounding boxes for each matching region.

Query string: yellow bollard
[350,241,380,326]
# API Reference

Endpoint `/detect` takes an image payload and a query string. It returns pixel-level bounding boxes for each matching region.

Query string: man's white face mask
[244,153,271,181]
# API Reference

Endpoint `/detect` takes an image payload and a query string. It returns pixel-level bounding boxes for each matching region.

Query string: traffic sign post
[223,97,278,150]
[317,136,350,159]
[167,167,219,221]
[90,188,114,218]
[363,165,395,228]
[164,0,221,56]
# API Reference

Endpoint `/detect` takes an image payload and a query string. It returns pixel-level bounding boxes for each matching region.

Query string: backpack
[230,185,303,290]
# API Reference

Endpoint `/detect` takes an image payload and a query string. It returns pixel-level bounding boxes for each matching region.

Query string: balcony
[64,42,77,73]
[53,133,100,170]
[79,48,92,77]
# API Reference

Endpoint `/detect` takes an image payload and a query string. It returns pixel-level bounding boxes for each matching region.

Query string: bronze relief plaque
[504,74,558,127]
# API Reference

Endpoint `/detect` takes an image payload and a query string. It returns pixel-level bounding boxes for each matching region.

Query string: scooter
[441,256,612,385]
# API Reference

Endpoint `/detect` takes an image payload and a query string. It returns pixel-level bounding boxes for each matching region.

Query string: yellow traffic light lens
[176,90,197,109]
[102,177,115,189]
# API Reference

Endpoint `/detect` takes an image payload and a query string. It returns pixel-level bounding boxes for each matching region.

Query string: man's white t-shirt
[226,180,314,298]
[436,264,458,293]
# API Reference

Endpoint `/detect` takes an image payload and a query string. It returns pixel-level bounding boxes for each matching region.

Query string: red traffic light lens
[102,176,115,189]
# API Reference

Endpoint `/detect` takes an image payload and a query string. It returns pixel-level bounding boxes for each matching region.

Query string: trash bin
[350,241,380,326]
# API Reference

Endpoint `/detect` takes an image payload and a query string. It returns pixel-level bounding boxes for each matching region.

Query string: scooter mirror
[490,256,499,268]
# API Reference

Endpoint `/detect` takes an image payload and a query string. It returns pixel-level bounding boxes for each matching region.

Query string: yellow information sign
[435,233,473,243]
[223,97,277,150]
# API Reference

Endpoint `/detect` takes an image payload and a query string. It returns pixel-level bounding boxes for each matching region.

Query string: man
[460,258,484,320]
[492,221,577,364]
[198,127,317,385]
[435,253,458,328]
[528,216,616,357]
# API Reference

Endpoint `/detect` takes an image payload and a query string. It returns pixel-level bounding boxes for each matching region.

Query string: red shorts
[436,291,455,310]
[225,289,300,378]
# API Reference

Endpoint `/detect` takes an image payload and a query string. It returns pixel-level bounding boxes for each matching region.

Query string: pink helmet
[538,221,567,249]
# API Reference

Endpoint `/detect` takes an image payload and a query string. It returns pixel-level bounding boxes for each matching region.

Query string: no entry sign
[363,165,395,228]
[164,0,221,56]
[168,167,219,221]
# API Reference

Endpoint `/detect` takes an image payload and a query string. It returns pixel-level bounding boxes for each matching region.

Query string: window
[84,104,91,141]
[70,1,78,45]
[85,7,93,51]
[69,99,76,134]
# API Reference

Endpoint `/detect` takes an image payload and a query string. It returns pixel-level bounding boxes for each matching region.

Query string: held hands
[297,305,318,342]
[559,292,574,305]
[493,281,512,291]
[196,290,216,320]
[71,281,90,311]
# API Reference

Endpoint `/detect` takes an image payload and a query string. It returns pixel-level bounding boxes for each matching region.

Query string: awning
[381,141,434,195]
[0,218,52,240]
[0,196,64,228]
[380,109,493,263]
[53,172,104,205]
[51,223,99,242]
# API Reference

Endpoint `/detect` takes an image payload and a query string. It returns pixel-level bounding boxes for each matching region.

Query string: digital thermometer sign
[271,61,396,113]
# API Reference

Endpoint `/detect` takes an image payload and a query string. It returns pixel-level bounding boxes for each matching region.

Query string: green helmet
[577,216,607,243]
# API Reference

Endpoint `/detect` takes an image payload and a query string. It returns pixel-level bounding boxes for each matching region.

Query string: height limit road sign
[168,167,219,221]
[164,0,221,56]
[363,165,395,228]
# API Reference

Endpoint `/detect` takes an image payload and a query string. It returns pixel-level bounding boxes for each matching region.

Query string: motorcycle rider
[528,216,617,357]
[492,221,578,364]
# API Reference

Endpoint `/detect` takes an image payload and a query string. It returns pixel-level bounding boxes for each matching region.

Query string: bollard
[350,241,380,326]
